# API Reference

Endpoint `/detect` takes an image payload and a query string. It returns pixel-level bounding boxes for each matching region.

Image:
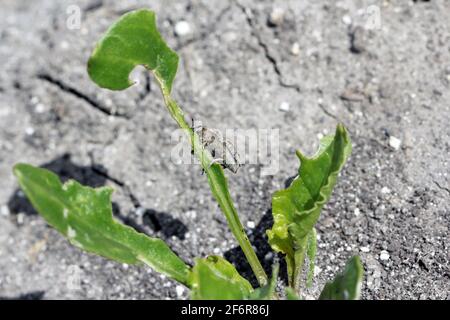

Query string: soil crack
[37,72,128,118]
[235,1,301,93]
[433,181,450,196]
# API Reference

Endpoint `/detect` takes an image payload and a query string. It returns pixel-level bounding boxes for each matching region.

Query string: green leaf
[13,163,191,286]
[248,264,279,300]
[88,9,178,92]
[267,124,352,290]
[319,256,364,300]
[189,256,253,300]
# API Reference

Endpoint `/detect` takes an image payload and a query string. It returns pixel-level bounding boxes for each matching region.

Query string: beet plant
[13,9,363,300]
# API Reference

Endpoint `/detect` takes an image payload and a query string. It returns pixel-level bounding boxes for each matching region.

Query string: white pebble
[264,252,273,261]
[213,247,221,254]
[291,42,300,56]
[381,187,391,194]
[1,205,10,216]
[25,127,35,135]
[175,21,191,37]
[135,207,146,216]
[342,15,352,25]
[17,213,24,224]
[35,103,46,113]
[246,221,256,229]
[354,208,360,216]
[269,8,285,26]
[279,101,290,112]
[60,41,69,50]
[389,136,402,150]
[379,250,390,261]
[314,265,322,275]
[186,210,197,219]
[175,285,185,297]
[30,96,39,105]
[360,246,370,253]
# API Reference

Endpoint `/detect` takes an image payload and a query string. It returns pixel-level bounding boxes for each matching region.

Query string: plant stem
[160,89,268,287]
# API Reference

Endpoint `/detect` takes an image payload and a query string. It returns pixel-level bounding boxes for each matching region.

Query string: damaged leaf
[88,9,178,92]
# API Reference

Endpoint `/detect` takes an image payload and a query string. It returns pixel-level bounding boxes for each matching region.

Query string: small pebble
[17,213,24,225]
[279,101,290,112]
[360,246,370,253]
[389,136,402,150]
[35,103,46,113]
[354,208,360,216]
[186,210,197,219]
[264,252,273,261]
[135,207,146,216]
[1,205,10,217]
[269,8,285,26]
[175,285,185,297]
[290,42,300,56]
[174,21,191,37]
[246,221,255,229]
[25,127,35,135]
[314,266,322,275]
[213,247,221,254]
[381,187,391,194]
[380,250,390,261]
[342,15,352,25]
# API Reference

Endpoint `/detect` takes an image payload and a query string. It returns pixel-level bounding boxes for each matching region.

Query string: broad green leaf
[319,256,364,300]
[189,256,253,300]
[13,164,190,285]
[88,9,269,286]
[248,264,279,300]
[267,124,352,289]
[88,9,178,92]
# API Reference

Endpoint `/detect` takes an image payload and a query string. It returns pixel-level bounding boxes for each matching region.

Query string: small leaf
[267,124,352,289]
[248,264,279,300]
[88,9,178,92]
[319,256,364,300]
[189,256,253,300]
[13,164,190,285]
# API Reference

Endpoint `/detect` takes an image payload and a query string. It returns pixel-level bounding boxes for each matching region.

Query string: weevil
[191,119,241,173]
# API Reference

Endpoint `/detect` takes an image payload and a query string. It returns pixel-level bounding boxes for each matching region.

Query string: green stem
[160,89,268,286]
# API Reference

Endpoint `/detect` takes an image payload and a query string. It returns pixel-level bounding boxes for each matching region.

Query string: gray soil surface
[0,0,449,300]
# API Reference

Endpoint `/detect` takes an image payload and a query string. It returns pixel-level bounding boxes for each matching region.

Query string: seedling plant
[14,9,363,300]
